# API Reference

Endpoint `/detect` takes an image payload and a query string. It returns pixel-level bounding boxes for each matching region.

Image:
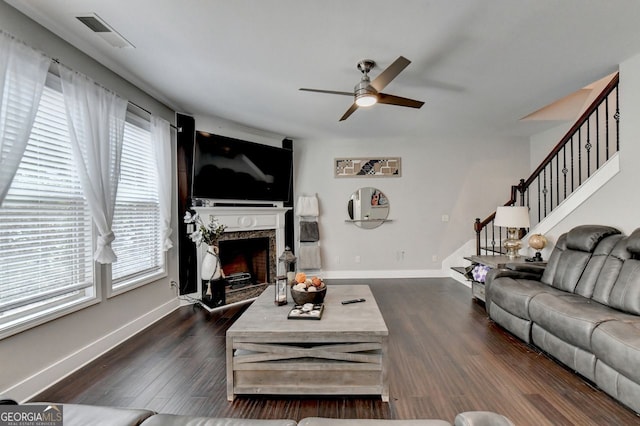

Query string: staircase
[451,73,620,282]
[475,73,619,255]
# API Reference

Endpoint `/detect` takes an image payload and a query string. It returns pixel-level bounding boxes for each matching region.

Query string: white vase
[201,244,222,281]
[201,244,225,308]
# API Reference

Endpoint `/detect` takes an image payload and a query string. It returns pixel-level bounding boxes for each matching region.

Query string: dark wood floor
[33,278,640,425]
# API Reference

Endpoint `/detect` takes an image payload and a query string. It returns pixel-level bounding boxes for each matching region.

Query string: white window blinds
[111,116,163,289]
[0,81,94,321]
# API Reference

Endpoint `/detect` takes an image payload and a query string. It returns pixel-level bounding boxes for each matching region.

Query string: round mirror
[347,187,390,229]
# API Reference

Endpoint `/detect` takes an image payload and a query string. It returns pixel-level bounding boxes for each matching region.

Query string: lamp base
[503,227,522,259]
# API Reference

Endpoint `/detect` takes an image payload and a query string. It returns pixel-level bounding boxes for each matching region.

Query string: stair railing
[475,73,620,255]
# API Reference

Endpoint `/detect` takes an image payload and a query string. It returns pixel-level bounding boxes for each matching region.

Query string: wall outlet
[441,214,449,222]
[432,255,438,262]
[355,255,361,263]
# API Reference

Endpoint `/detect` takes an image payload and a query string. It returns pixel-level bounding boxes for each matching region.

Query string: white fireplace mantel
[194,205,289,236]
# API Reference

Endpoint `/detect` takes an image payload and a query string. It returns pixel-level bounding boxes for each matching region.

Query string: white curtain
[150,115,173,251]
[59,66,128,264]
[0,32,50,205]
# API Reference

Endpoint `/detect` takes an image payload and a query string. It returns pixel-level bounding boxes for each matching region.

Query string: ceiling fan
[300,56,424,121]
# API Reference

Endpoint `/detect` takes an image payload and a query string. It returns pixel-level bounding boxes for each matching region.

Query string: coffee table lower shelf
[228,340,387,401]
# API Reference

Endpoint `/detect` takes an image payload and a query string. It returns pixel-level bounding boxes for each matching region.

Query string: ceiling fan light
[355,93,378,107]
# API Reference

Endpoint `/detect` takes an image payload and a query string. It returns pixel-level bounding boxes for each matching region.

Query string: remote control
[341,298,366,305]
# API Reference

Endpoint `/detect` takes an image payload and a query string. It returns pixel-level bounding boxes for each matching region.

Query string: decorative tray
[287,303,324,320]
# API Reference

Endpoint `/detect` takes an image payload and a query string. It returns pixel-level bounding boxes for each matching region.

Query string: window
[0,74,166,337]
[0,79,96,337]
[111,115,165,294]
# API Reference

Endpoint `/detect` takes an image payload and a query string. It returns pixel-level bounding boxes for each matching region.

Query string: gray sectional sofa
[0,399,514,426]
[485,224,640,413]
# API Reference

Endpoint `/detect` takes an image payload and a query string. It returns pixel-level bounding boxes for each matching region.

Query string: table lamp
[494,206,530,259]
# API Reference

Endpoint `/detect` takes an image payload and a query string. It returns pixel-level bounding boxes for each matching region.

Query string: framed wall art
[334,157,401,178]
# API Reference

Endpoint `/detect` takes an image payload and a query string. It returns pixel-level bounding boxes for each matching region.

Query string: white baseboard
[322,269,446,279]
[6,298,180,403]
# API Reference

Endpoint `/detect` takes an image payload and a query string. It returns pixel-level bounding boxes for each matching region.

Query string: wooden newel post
[474,218,481,255]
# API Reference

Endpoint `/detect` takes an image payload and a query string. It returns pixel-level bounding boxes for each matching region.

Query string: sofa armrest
[484,268,545,315]
[506,263,546,276]
[0,396,18,405]
[454,411,514,426]
[486,268,542,283]
[27,403,155,426]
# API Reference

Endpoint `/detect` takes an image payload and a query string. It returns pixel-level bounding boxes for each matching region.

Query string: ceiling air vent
[75,13,134,48]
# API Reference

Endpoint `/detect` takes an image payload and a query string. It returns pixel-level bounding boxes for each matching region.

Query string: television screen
[192,131,293,202]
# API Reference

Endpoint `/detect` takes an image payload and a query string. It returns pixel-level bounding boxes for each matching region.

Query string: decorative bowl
[290,285,327,305]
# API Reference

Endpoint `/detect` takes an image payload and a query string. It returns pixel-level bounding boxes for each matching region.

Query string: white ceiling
[7,0,640,142]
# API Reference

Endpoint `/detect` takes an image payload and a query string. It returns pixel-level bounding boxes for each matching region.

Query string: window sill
[0,294,100,341]
[108,269,168,299]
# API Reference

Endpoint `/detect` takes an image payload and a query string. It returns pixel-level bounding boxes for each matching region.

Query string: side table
[464,255,546,302]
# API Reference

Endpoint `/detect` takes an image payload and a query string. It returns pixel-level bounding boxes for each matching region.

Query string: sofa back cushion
[591,236,630,303]
[541,225,621,293]
[593,228,640,314]
[575,234,625,298]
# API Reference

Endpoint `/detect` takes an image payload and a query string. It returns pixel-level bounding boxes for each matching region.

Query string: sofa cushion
[541,227,621,293]
[592,320,640,384]
[541,234,591,292]
[489,277,564,320]
[600,258,640,315]
[591,237,631,303]
[489,303,533,342]
[595,359,640,414]
[298,418,449,426]
[142,415,297,426]
[625,228,640,257]
[528,294,635,352]
[574,234,625,298]
[540,233,568,286]
[531,323,597,381]
[565,225,621,252]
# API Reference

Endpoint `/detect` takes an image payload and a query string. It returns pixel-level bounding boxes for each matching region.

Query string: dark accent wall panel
[282,138,295,252]
[177,113,197,294]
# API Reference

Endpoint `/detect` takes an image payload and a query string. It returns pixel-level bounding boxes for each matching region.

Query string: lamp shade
[494,206,530,228]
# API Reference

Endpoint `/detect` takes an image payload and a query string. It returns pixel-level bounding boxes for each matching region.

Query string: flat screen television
[191,131,293,202]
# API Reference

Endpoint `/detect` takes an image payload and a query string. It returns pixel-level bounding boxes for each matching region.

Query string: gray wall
[293,135,529,277]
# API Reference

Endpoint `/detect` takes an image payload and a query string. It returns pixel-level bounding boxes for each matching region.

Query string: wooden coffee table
[226,284,389,401]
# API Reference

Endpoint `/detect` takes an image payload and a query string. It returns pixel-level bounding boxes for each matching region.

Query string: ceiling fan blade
[299,88,354,96]
[377,93,424,109]
[339,103,359,121]
[369,56,411,92]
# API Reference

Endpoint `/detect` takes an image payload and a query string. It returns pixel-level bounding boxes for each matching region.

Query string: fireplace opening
[219,237,270,288]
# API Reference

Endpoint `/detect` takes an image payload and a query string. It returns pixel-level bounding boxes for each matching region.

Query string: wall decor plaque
[335,157,401,177]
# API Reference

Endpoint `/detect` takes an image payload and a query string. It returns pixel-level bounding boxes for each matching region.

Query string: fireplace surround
[193,203,289,310]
